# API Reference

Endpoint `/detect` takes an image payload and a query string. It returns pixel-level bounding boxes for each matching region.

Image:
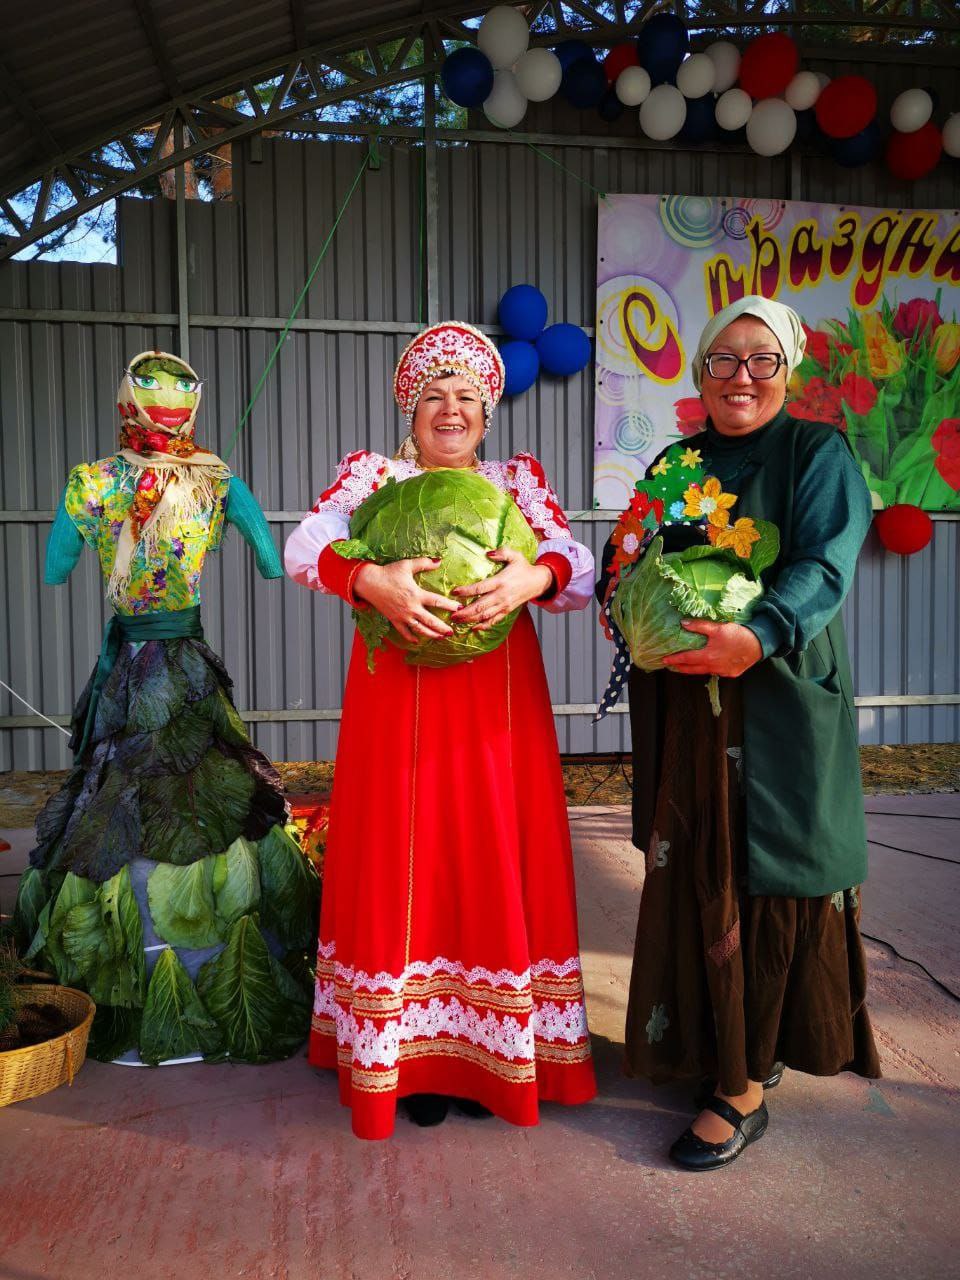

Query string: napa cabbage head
[336,469,539,669]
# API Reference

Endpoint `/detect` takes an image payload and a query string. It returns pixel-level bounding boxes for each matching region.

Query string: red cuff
[318,542,374,608]
[533,551,573,604]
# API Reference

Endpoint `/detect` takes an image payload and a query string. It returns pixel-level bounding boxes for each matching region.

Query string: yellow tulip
[932,323,960,375]
[861,312,903,379]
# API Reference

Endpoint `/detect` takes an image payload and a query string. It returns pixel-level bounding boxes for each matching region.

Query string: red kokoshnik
[393,321,506,424]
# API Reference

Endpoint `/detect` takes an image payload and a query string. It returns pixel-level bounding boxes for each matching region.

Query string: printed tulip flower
[789,375,845,426]
[932,323,960,375]
[932,418,960,490]
[893,297,943,346]
[674,396,707,435]
[838,372,878,416]
[861,312,904,379]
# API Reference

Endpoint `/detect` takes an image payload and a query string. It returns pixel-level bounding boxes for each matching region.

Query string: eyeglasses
[703,353,786,381]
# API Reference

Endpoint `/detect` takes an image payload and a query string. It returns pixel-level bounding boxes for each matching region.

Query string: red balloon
[603,41,638,85]
[737,34,799,99]
[815,75,877,139]
[886,121,943,181]
[874,504,933,555]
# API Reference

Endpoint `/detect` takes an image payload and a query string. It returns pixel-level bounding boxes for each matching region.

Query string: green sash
[75,605,203,760]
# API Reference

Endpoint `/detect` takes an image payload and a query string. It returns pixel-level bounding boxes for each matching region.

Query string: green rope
[223,144,374,462]
[521,139,608,201]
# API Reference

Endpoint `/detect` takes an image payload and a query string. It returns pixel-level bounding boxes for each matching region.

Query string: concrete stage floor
[1,793,958,1280]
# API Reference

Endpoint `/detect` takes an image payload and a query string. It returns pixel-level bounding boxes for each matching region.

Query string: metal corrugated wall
[2,51,959,767]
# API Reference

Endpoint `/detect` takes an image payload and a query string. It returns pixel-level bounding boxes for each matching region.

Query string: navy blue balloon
[830,119,882,168]
[554,40,594,72]
[794,107,820,145]
[440,47,494,109]
[499,285,548,342]
[536,324,591,377]
[679,94,717,144]
[637,14,689,86]
[501,341,540,396]
[598,87,625,123]
[561,56,607,109]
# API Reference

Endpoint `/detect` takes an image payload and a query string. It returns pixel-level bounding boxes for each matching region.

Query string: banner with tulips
[594,193,960,512]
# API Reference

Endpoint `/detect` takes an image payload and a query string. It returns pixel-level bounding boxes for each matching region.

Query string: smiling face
[412,374,486,469]
[130,356,200,432]
[700,316,788,438]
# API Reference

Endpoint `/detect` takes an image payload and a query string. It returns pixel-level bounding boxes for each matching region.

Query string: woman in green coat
[598,296,881,1171]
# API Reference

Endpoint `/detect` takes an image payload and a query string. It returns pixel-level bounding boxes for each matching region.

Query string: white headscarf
[691,295,806,391]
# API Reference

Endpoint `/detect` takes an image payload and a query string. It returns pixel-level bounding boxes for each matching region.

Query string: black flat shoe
[402,1093,449,1127]
[453,1097,493,1119]
[669,1097,768,1171]
[693,1062,784,1110]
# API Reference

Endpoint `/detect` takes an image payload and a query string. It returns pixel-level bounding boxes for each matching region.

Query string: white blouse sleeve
[283,450,386,593]
[506,453,595,614]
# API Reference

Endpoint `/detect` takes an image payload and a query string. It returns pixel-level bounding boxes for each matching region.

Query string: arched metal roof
[1,0,958,258]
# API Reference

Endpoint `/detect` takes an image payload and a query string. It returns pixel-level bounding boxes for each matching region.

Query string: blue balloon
[598,87,625,123]
[536,324,591,377]
[637,14,689,86]
[440,47,494,109]
[830,119,882,168]
[501,341,540,395]
[499,285,548,342]
[679,94,717,144]
[561,56,607,110]
[554,40,594,72]
[794,107,820,146]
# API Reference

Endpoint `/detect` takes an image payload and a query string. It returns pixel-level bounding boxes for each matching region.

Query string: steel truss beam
[1,0,957,259]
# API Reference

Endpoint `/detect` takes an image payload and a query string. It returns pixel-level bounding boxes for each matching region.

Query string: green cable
[522,139,608,201]
[223,144,373,462]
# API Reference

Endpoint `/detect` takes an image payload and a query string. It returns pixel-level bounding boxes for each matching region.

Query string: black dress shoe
[669,1097,769,1171]
[693,1062,784,1110]
[402,1093,449,1127]
[453,1097,493,1119]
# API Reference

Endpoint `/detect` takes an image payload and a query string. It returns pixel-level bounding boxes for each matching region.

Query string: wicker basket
[0,984,96,1107]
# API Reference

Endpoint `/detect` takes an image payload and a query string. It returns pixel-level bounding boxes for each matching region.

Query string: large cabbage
[335,469,539,669]
[612,523,779,704]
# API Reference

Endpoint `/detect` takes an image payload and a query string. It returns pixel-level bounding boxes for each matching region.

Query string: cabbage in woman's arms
[605,444,779,710]
[334,469,538,669]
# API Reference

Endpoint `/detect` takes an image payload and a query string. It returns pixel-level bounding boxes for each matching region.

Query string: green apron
[698,412,868,897]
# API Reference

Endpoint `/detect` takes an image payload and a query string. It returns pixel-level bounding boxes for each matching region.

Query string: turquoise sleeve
[745,434,873,658]
[225,477,283,579]
[44,489,86,585]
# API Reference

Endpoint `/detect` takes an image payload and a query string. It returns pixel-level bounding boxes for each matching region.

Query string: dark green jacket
[613,410,873,897]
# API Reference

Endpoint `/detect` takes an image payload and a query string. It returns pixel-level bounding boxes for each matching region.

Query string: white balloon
[483,69,528,129]
[639,84,687,141]
[477,5,530,70]
[944,113,960,158]
[715,87,753,131]
[704,41,741,93]
[676,53,716,99]
[746,98,797,156]
[815,72,831,90]
[890,88,934,134]
[615,65,651,107]
[785,70,821,111]
[514,47,562,101]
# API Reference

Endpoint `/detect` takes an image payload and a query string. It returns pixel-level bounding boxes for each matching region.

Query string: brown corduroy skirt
[624,673,881,1096]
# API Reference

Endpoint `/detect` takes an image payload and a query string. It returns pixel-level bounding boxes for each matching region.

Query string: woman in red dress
[285,322,596,1138]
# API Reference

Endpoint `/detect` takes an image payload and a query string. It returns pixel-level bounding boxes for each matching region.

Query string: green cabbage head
[612,523,779,673]
[335,469,539,669]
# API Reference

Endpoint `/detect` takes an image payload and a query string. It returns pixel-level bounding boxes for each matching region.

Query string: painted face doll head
[118,350,203,455]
